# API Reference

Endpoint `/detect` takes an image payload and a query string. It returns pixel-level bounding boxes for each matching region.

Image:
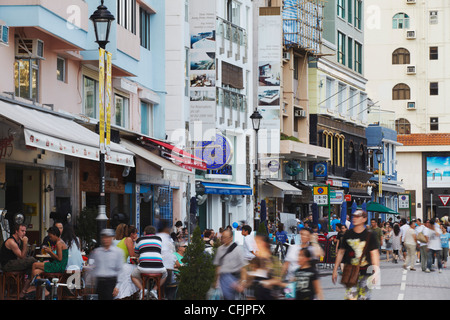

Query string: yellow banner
[106,51,112,155]
[99,48,105,153]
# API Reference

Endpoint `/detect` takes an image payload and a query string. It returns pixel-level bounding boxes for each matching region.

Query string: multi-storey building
[308,0,373,218]
[0,0,194,242]
[165,0,254,232]
[252,0,330,226]
[364,0,450,220]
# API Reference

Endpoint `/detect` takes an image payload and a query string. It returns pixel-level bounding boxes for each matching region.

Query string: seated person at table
[26,226,68,295]
[131,225,167,299]
[0,223,37,297]
[41,221,64,252]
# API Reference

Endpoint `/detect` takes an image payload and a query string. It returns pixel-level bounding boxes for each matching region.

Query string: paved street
[317,253,450,300]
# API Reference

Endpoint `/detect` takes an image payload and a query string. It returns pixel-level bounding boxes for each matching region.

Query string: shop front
[0,100,135,244]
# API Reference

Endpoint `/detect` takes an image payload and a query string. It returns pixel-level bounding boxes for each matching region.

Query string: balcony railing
[216,17,248,63]
[217,87,248,129]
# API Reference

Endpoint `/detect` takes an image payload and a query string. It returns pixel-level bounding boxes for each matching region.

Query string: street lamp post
[90,1,115,243]
[250,109,262,229]
[375,148,383,204]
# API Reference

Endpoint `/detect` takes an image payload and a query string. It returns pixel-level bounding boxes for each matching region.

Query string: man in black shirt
[332,209,380,300]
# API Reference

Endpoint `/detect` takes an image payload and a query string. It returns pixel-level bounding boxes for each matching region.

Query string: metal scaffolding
[282,0,325,54]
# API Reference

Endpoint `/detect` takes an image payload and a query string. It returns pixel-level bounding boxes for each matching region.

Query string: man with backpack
[213,229,247,299]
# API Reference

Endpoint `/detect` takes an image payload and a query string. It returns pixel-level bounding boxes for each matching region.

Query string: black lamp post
[250,110,262,228]
[90,0,115,50]
[90,1,115,243]
[375,149,383,202]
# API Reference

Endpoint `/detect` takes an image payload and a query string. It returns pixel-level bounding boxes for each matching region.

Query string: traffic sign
[439,195,450,206]
[398,194,410,209]
[313,186,328,195]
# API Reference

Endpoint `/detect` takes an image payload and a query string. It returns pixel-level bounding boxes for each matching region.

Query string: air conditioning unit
[294,109,306,117]
[406,65,416,74]
[283,52,291,61]
[407,101,416,110]
[15,38,44,59]
[406,30,416,39]
[406,0,416,3]
[0,24,9,45]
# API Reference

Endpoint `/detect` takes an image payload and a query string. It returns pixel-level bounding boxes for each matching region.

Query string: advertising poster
[257,13,282,155]
[189,0,216,142]
[427,156,450,188]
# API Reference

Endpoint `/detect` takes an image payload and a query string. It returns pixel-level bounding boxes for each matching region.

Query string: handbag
[417,232,427,243]
[341,232,371,288]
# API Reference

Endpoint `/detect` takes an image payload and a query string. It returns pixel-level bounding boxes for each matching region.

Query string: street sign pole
[327,184,331,232]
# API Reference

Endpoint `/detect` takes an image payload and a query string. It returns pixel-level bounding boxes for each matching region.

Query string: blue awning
[201,182,252,195]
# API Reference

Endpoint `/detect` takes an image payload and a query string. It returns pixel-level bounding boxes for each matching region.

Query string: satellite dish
[197,194,208,205]
[220,195,230,203]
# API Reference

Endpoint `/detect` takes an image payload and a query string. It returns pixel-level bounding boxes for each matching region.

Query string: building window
[392,48,410,64]
[337,0,345,19]
[83,76,98,119]
[347,37,353,69]
[226,0,240,26]
[14,58,39,102]
[430,47,438,60]
[354,41,362,73]
[347,0,352,24]
[114,94,129,128]
[395,118,411,134]
[117,0,136,34]
[430,117,439,131]
[337,31,346,66]
[293,55,299,80]
[393,13,410,29]
[141,101,153,136]
[392,83,410,100]
[430,11,438,24]
[348,141,356,168]
[359,144,365,170]
[430,82,439,95]
[140,8,151,50]
[56,57,66,82]
[354,0,362,29]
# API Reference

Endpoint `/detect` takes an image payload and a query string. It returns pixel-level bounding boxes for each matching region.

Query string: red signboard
[344,194,352,202]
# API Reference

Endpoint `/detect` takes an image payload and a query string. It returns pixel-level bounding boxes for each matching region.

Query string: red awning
[140,137,207,171]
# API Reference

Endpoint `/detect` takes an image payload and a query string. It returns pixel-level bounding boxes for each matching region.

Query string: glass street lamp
[250,109,262,228]
[90,0,115,49]
[250,109,263,132]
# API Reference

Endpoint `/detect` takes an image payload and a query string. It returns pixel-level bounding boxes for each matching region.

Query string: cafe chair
[2,271,25,300]
[38,272,65,300]
[141,273,163,300]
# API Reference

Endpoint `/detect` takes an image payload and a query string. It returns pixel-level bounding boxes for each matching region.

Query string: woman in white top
[403,221,417,271]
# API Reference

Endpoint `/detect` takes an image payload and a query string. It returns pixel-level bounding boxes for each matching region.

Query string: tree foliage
[176,226,216,300]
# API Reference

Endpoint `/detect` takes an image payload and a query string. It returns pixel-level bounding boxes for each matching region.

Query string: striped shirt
[135,234,165,273]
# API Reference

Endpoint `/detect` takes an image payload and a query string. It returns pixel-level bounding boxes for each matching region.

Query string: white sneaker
[439,269,443,273]
[140,289,148,300]
[425,268,431,273]
[150,289,158,299]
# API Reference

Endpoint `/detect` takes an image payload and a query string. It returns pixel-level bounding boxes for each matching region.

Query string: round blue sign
[195,134,233,170]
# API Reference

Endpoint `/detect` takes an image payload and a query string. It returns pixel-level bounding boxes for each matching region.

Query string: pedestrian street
[319,253,450,300]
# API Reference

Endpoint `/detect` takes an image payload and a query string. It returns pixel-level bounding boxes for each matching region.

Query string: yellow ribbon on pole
[106,51,112,156]
[99,48,105,154]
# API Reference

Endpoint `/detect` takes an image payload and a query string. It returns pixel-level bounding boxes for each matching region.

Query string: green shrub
[176,226,216,300]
